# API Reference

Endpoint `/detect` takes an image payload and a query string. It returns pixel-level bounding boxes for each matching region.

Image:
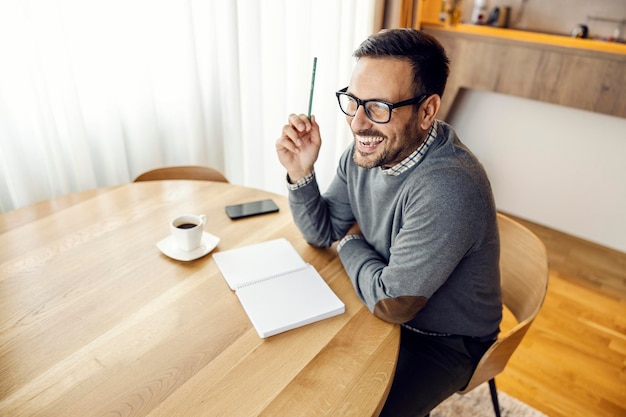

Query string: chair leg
[488,378,502,417]
[423,380,500,417]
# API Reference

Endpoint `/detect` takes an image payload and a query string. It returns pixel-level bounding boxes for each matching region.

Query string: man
[276,28,502,416]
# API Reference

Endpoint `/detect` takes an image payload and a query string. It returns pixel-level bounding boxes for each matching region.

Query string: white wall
[447,88,626,253]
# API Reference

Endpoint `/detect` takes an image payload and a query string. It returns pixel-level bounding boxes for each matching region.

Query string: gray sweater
[288,121,502,338]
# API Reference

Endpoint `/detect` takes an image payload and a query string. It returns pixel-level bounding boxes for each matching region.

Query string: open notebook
[212,238,345,338]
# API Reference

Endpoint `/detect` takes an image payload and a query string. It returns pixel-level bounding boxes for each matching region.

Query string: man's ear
[419,94,441,130]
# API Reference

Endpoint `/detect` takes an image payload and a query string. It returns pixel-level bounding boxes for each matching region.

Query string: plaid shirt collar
[381,120,438,176]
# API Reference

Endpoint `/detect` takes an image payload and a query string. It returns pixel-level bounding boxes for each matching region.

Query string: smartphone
[225,199,280,220]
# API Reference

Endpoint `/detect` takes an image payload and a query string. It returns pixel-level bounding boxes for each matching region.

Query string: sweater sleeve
[337,167,489,324]
[287,150,356,248]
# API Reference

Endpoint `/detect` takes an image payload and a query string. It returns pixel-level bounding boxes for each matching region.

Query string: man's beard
[353,135,401,169]
[352,119,424,169]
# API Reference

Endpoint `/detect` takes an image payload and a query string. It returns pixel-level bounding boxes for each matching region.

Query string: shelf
[422,23,626,56]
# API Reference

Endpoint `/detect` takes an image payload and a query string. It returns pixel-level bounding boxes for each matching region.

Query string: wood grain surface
[0,180,399,417]
[422,26,626,120]
[496,214,626,417]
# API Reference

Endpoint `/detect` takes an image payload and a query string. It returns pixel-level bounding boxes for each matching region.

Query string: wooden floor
[495,214,626,417]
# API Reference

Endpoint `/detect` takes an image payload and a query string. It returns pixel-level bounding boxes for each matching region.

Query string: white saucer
[157,232,220,261]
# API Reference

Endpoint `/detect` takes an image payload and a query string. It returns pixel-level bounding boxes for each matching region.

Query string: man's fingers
[276,134,300,154]
[288,113,311,133]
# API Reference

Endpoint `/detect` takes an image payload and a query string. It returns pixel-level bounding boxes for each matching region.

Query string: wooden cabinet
[421,25,626,120]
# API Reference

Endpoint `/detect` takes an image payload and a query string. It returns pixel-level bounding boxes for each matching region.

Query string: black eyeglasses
[335,87,428,124]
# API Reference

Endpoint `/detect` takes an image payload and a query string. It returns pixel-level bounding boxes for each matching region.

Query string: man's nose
[350,106,373,131]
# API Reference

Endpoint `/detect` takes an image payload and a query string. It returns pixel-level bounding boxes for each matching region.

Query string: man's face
[346,57,427,169]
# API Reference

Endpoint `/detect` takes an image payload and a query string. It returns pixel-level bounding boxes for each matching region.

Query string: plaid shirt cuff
[337,234,363,252]
[286,171,315,190]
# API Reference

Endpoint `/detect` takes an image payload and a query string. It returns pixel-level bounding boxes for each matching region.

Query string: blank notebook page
[212,238,306,290]
[235,264,345,338]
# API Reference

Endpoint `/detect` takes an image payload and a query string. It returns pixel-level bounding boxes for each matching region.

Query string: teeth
[356,136,383,143]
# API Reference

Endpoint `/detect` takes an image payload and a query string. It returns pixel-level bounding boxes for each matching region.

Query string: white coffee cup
[170,214,206,251]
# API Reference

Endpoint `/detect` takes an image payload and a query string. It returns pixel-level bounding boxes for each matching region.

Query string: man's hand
[276,114,322,183]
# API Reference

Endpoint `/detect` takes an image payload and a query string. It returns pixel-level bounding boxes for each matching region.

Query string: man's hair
[353,28,450,99]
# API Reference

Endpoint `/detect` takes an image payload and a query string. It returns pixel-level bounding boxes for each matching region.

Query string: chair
[133,165,229,183]
[455,213,549,417]
[426,213,549,417]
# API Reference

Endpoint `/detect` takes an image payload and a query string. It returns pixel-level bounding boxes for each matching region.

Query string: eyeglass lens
[338,94,391,123]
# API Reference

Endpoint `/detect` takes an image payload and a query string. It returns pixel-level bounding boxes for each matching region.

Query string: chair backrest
[133,165,229,183]
[459,212,549,394]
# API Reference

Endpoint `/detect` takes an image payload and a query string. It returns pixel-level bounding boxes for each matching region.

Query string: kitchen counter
[421,23,626,119]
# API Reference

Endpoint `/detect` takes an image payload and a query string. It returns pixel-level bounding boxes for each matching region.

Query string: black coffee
[176,223,198,229]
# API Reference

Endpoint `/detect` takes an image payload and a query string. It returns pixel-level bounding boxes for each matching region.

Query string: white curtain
[0,0,377,213]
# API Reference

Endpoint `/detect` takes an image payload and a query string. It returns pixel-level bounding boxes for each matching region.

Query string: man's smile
[356,134,384,153]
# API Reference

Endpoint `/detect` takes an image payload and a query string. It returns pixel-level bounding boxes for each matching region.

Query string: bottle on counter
[471,0,489,24]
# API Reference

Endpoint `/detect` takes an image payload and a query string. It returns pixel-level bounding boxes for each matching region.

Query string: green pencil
[307,57,317,120]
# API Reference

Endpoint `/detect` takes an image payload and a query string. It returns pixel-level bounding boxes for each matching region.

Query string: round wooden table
[0,180,399,417]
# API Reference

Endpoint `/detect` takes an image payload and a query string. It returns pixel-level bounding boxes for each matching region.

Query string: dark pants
[379,326,493,417]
